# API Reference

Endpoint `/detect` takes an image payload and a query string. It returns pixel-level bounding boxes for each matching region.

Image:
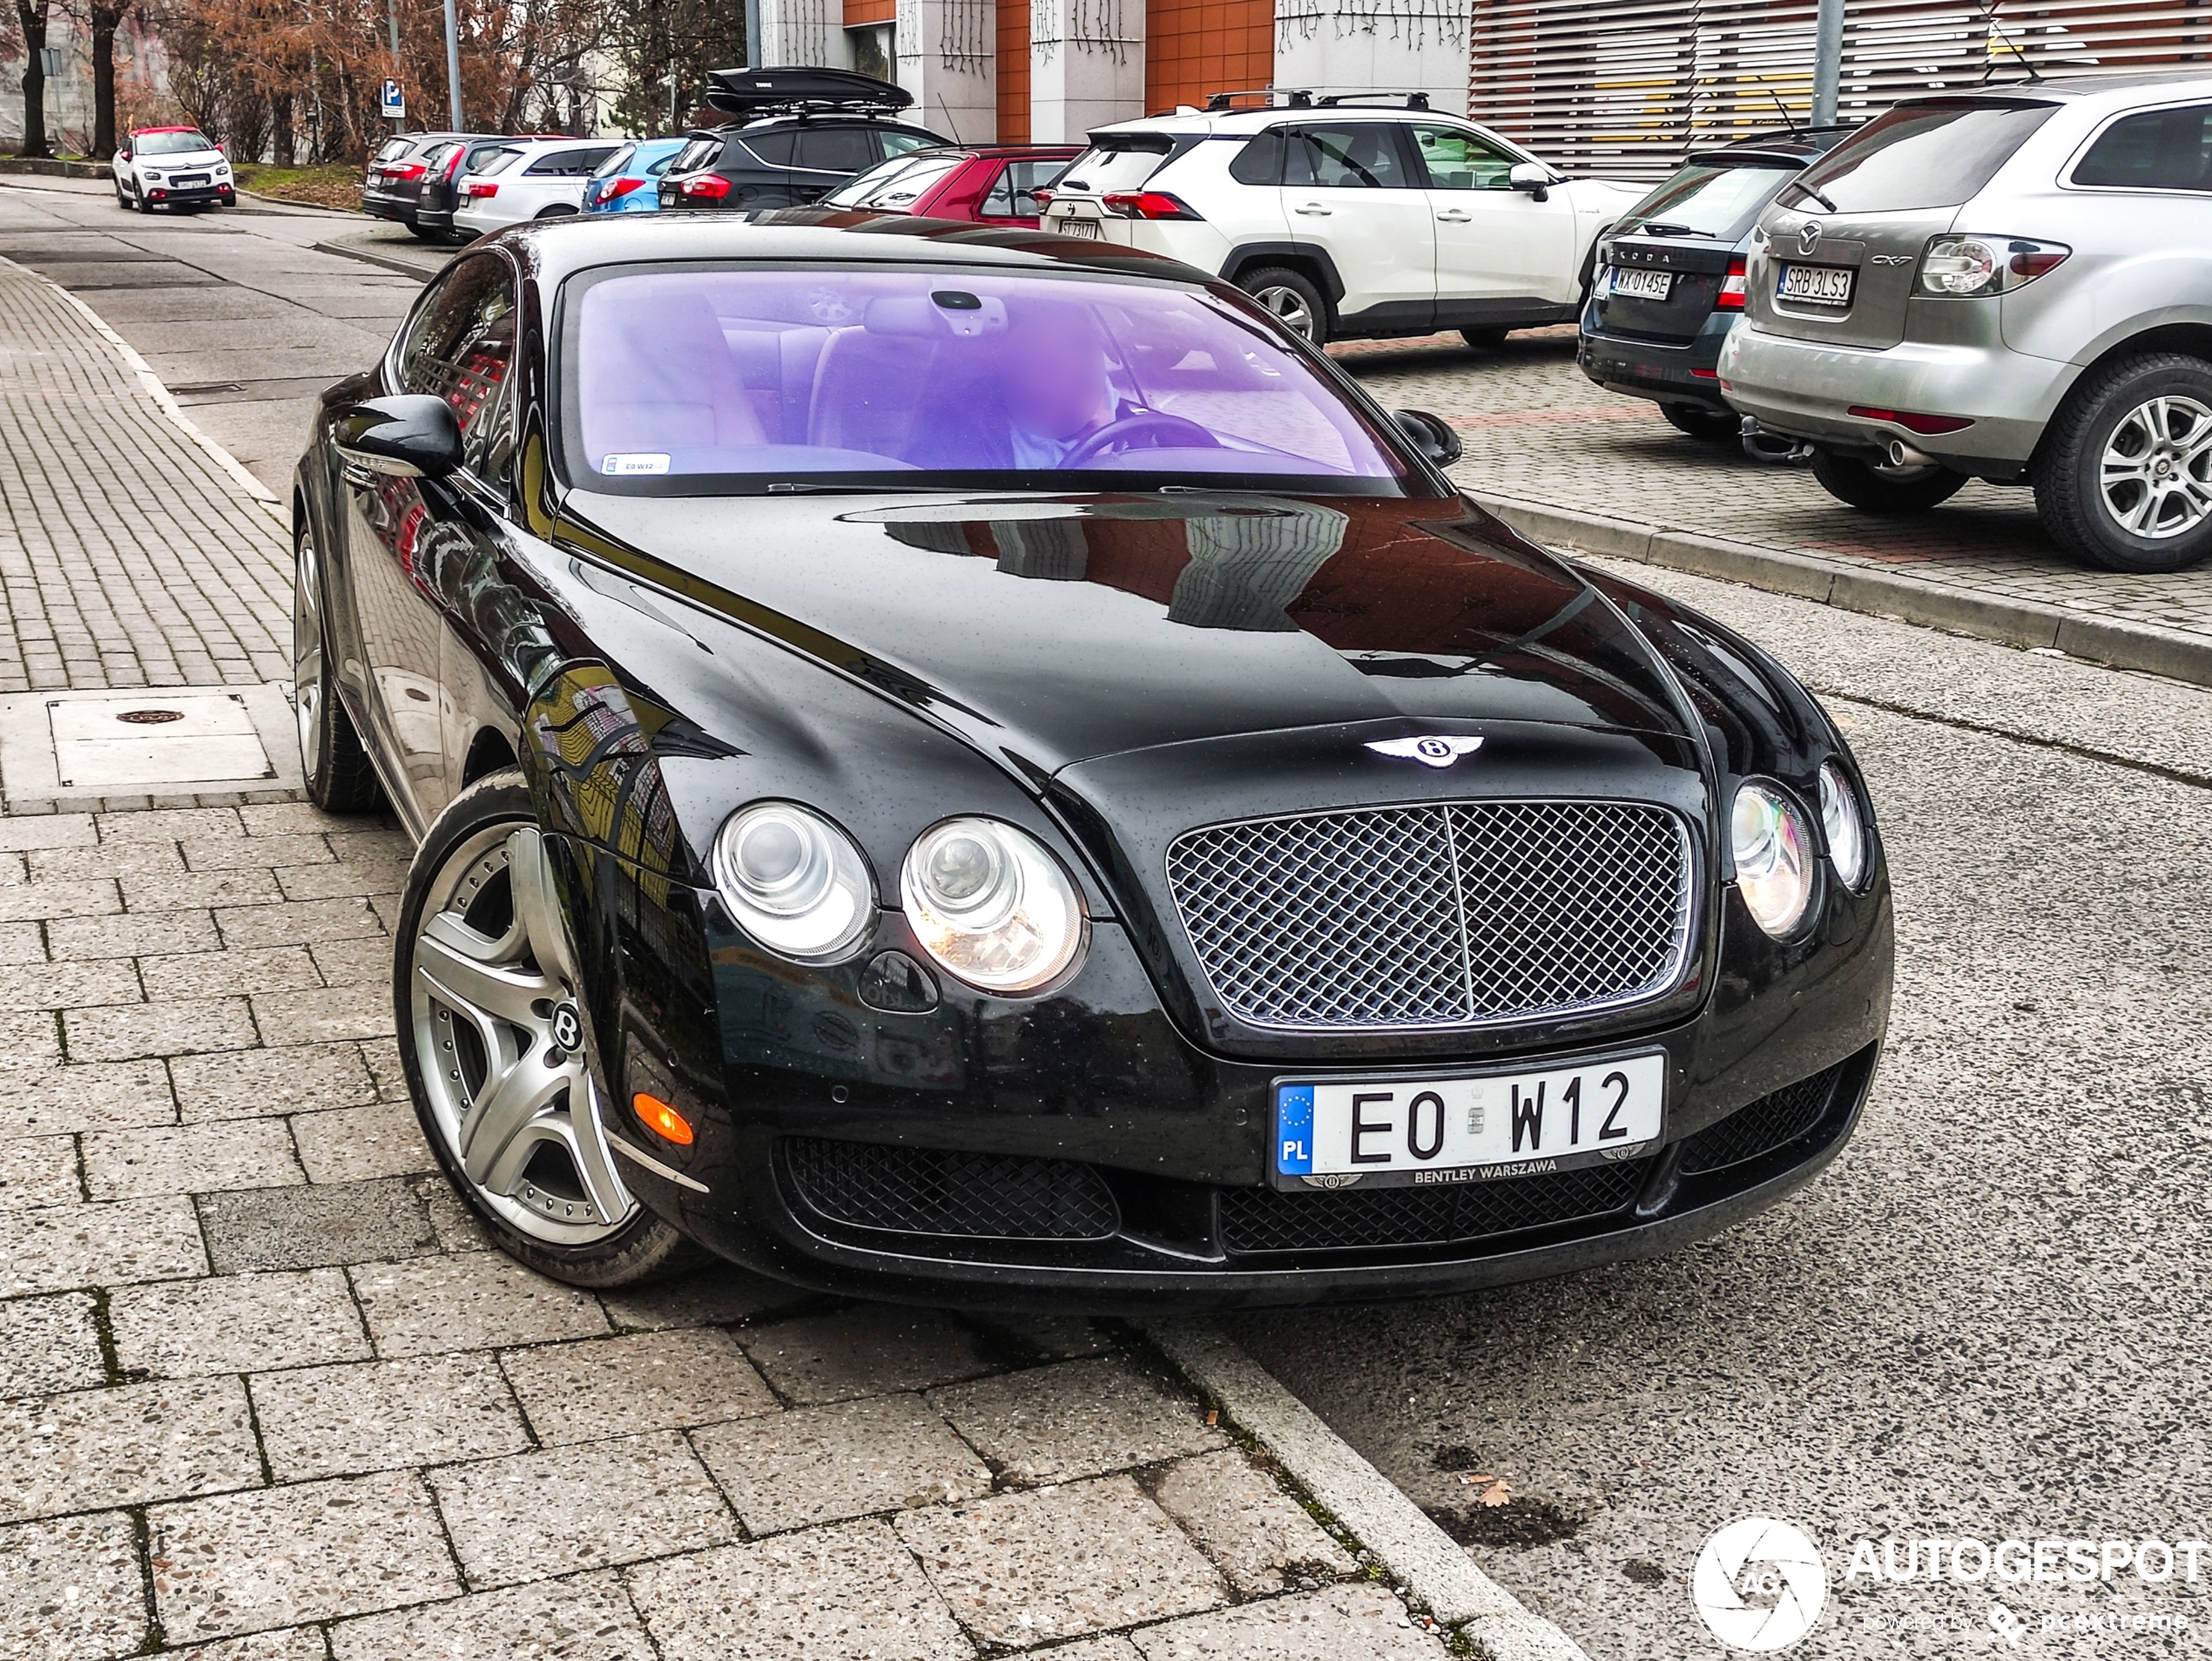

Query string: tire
[396,771,705,1289]
[1240,266,1327,345]
[1460,328,1510,349]
[2033,352,2212,573]
[293,525,382,813]
[1662,402,1742,442]
[1809,449,1967,514]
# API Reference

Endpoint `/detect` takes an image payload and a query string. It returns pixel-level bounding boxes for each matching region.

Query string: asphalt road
[6,188,2202,1657]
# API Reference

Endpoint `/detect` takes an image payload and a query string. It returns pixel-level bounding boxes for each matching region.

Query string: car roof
[1088,98,1465,139]
[1684,125,1857,165]
[132,125,211,136]
[1894,69,2212,107]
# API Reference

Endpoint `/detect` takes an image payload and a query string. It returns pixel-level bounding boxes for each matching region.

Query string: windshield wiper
[1780,179,1838,213]
[1630,221,1710,238]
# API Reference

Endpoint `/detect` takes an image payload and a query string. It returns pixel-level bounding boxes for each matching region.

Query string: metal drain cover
[49,692,273,788]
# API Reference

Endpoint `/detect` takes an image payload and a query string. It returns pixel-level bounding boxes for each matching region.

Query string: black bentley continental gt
[293,212,1892,1307]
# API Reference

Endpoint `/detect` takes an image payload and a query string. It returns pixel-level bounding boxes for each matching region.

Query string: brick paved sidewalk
[1332,330,2212,676]
[0,254,292,695]
[0,797,1447,1661]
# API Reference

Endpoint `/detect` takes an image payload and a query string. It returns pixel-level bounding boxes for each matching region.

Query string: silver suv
[1719,73,2212,573]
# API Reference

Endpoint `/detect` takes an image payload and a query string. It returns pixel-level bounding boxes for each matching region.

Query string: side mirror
[1392,408,1462,469]
[1507,161,1553,201]
[118,149,131,161]
[335,395,464,479]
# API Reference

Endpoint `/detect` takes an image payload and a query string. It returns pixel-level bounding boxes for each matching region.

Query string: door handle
[1293,203,1332,217]
[1436,209,1472,223]
[341,463,377,490]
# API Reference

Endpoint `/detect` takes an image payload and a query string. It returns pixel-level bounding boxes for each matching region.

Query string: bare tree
[15,0,52,156]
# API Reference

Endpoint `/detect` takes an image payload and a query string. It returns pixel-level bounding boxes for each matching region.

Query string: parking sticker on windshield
[601,452,670,476]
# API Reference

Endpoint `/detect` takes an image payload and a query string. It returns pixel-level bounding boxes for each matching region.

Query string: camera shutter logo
[1692,1516,1827,1651]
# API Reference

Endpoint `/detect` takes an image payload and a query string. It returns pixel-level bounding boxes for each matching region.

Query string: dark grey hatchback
[1579,128,1851,440]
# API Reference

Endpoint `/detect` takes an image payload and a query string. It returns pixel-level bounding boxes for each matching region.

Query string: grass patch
[233,162,362,212]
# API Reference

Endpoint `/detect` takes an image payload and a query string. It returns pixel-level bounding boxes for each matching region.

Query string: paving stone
[99,807,242,842]
[415,1176,490,1252]
[0,1510,147,1661]
[0,922,44,964]
[110,1267,369,1380]
[184,834,334,871]
[974,1314,1116,1361]
[166,1628,331,1661]
[597,1265,808,1333]
[121,868,285,912]
[49,909,219,959]
[279,861,406,902]
[1032,1644,1141,1661]
[929,1359,1225,1486]
[352,1251,610,1357]
[0,1059,174,1138]
[627,1516,970,1661]
[199,1178,438,1273]
[252,1352,531,1482]
[150,1471,459,1642]
[0,813,96,850]
[0,1377,258,1522]
[141,946,321,1000]
[30,841,186,880]
[429,1430,737,1589]
[64,996,257,1062]
[740,1307,1000,1406]
[1147,1450,1356,1596]
[84,1116,302,1199]
[173,1042,376,1121]
[327,828,414,864]
[252,982,394,1044]
[0,1291,105,1396]
[0,958,142,1009]
[291,1097,434,1184]
[363,1036,409,1100]
[240,803,350,838]
[0,875,119,921]
[895,1475,1225,1650]
[329,1570,656,1661]
[310,934,397,986]
[0,1196,207,1293]
[500,1327,778,1446]
[693,1391,994,1535]
[217,898,387,949]
[0,1132,80,1210]
[1129,1583,1444,1661]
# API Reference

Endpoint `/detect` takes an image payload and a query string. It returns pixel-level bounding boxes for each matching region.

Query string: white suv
[113,125,234,213]
[453,138,624,237]
[1043,93,1644,346]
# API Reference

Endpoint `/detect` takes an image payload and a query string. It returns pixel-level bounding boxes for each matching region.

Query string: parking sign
[381,78,404,118]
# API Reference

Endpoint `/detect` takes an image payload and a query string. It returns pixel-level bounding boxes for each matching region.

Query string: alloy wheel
[2099,394,2212,540]
[293,536,324,785]
[410,823,637,1246]
[1251,285,1316,341]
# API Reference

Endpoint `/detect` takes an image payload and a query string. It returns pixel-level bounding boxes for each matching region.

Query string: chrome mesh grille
[1166,800,1691,1031]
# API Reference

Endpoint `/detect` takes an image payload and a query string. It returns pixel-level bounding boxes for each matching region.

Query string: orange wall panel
[846,0,895,24]
[997,0,1031,143]
[1144,0,1273,116]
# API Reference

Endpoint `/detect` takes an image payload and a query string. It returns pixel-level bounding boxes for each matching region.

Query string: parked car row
[1581,71,2212,573]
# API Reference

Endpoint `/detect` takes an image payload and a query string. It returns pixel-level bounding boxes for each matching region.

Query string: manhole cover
[117,710,186,725]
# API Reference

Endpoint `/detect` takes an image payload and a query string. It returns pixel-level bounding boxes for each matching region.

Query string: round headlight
[1817,762,1868,891]
[902,818,1083,994]
[1731,781,1814,937]
[711,802,873,962]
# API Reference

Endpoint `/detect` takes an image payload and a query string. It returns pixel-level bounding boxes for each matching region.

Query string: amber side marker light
[635,1094,694,1146]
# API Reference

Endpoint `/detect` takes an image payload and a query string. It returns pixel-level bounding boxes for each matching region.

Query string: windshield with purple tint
[561,267,1411,494]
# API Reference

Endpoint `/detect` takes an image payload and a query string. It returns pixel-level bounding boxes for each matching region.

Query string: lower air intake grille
[781,1138,1120,1241]
[1220,1158,1649,1255]
[1678,1063,1846,1175]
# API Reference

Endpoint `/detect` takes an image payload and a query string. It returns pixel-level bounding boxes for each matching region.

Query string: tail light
[606,177,645,199]
[465,181,498,199]
[1847,406,1975,436]
[1716,255,1748,312]
[443,149,467,180]
[390,162,428,182]
[1101,190,1201,221]
[1917,235,2070,296]
[679,174,732,200]
[1031,188,1054,208]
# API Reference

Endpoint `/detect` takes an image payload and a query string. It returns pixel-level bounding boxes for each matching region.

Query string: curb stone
[1138,1317,1592,1660]
[1467,489,2212,692]
[310,237,447,281]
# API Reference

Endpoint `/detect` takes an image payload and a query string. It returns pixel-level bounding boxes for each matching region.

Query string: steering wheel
[1062,411,1225,467]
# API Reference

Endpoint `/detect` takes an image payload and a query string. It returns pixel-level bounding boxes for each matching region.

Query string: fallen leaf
[1479,1479,1512,1508]
[1204,1410,1219,1426]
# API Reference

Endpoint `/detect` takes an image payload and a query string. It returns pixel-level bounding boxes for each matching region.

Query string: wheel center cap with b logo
[551,1003,583,1051]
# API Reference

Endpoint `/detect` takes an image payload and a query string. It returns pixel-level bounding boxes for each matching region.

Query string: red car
[819,144,1080,226]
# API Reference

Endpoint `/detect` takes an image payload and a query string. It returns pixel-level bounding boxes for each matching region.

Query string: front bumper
[143,182,233,206]
[1578,310,1737,413]
[1716,320,2067,471]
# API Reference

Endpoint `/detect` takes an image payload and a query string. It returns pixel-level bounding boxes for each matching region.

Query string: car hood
[553,490,1699,780]
[142,150,224,166]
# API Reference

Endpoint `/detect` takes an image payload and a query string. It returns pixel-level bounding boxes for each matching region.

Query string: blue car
[583,138,688,213]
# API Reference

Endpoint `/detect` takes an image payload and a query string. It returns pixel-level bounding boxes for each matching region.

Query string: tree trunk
[270,91,293,166]
[15,0,51,159]
[91,0,125,159]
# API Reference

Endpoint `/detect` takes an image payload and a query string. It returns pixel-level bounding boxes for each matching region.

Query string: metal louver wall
[1470,0,2212,178]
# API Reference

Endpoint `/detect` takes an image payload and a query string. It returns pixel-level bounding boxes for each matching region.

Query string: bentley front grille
[1165,800,1693,1031]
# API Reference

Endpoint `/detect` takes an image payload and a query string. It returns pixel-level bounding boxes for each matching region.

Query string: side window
[397,257,519,483]
[981,163,1015,217]
[1412,124,1519,190]
[1230,128,1286,186]
[799,126,877,172]
[2074,104,2212,192]
[671,136,722,172]
[983,157,1069,216]
[881,130,935,159]
[1285,125,1410,189]
[742,132,799,167]
[593,145,636,179]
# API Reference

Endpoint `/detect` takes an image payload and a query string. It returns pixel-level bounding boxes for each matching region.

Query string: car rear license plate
[1609,267,1672,300]
[1778,263,1853,306]
[1273,1052,1665,1191]
[1055,215,1103,239]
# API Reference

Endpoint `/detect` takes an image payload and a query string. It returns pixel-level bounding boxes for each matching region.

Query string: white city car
[113,125,235,213]
[451,137,623,237]
[1043,92,1645,347]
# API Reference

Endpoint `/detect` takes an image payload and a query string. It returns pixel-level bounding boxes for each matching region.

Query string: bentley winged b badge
[1366,735,1485,769]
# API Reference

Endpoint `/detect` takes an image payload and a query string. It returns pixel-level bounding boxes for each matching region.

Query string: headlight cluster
[1730,766,1871,937]
[711,804,1084,994]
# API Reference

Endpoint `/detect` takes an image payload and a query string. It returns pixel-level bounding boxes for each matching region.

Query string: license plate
[1778,263,1853,306]
[1609,267,1672,300]
[1055,215,1103,239]
[1273,1051,1666,1191]
[172,174,208,187]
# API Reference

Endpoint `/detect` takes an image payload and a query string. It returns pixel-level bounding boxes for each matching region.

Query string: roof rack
[703,65,914,118]
[1204,88,1315,112]
[1203,87,1436,113]
[1312,91,1433,111]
